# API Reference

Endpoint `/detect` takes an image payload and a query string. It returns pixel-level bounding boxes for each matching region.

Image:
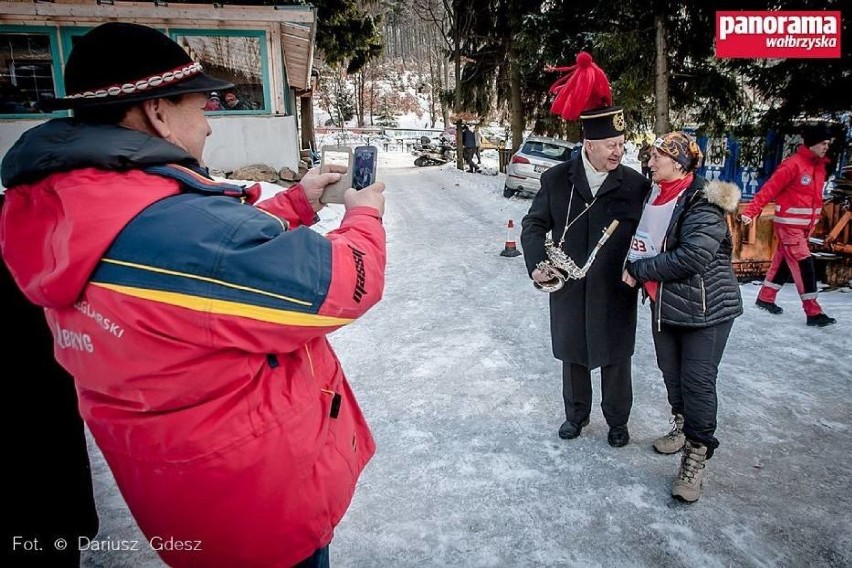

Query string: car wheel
[503,185,516,198]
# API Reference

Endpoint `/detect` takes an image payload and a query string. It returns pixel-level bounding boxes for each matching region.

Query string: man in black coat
[521,105,650,447]
[2,197,99,567]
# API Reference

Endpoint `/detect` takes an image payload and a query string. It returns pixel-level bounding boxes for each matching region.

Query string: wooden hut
[0,0,317,177]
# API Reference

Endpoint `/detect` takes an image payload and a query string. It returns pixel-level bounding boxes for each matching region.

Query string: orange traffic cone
[500,220,522,257]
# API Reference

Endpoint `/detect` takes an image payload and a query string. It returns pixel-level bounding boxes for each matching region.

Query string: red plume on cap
[546,52,613,121]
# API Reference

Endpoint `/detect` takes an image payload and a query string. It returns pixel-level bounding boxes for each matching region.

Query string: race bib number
[627,230,658,261]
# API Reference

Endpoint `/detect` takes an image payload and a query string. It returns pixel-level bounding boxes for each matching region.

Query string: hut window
[0,31,59,115]
[172,30,270,114]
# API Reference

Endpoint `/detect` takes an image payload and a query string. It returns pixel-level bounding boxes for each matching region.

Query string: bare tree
[353,61,383,127]
[385,0,456,126]
[404,0,471,168]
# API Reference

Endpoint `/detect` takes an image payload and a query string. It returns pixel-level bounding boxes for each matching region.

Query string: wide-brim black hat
[43,22,233,111]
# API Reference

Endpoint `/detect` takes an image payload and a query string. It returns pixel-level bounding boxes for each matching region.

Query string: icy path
[84,152,851,567]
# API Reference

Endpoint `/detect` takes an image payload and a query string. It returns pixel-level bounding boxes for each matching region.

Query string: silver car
[503,136,577,198]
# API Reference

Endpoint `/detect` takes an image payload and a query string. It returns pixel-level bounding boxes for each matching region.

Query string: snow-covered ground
[83,150,851,567]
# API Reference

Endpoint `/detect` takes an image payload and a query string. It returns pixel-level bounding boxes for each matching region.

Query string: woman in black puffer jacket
[622,131,742,503]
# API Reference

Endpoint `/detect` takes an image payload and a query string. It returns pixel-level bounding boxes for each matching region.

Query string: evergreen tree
[452,0,546,151]
[514,0,746,137]
[375,95,398,127]
[729,0,850,131]
[205,1,385,73]
[312,0,385,73]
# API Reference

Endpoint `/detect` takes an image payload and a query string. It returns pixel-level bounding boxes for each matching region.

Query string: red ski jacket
[742,144,829,231]
[1,119,385,567]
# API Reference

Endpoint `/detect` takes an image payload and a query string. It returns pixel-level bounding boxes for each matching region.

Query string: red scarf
[644,173,693,300]
[653,173,693,205]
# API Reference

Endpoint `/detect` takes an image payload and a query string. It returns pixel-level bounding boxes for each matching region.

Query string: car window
[521,141,573,161]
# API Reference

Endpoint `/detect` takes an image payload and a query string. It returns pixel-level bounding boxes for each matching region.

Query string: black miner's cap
[580,106,625,141]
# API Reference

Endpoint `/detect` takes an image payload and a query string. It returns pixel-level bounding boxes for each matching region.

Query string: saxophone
[534,219,620,292]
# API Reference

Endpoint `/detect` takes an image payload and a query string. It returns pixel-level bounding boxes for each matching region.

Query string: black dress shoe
[607,425,630,448]
[558,417,590,440]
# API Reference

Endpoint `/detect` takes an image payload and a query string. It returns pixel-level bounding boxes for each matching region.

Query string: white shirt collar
[581,147,610,197]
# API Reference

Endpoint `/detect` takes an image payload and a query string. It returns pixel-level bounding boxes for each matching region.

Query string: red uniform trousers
[757,223,822,316]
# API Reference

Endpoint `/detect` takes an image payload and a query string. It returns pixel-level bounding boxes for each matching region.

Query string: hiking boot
[807,313,837,327]
[558,417,590,440]
[672,440,708,503]
[755,299,783,314]
[607,425,630,448]
[653,414,685,454]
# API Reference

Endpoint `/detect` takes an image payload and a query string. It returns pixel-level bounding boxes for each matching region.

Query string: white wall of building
[1,115,300,190]
[204,115,300,172]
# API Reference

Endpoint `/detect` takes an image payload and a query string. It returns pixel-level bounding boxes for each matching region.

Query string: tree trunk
[369,80,375,126]
[454,1,463,170]
[441,56,450,127]
[334,79,342,127]
[355,71,365,127]
[428,46,438,128]
[508,45,524,153]
[654,13,670,135]
[300,95,315,152]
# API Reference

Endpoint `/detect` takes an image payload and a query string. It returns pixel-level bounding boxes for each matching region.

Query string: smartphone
[319,146,353,204]
[352,145,378,190]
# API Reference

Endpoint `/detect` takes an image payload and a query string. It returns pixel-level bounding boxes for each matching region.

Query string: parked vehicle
[412,135,456,167]
[503,136,577,198]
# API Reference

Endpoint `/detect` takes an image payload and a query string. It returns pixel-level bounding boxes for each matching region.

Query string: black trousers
[562,357,632,427]
[4,254,99,568]
[295,545,329,567]
[652,318,734,457]
[463,147,479,171]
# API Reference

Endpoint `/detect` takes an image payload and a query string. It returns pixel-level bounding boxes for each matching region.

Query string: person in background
[224,90,250,110]
[0,23,386,568]
[204,91,221,111]
[638,140,652,179]
[474,124,483,164]
[522,52,650,449]
[462,124,480,173]
[740,123,836,327]
[2,253,99,567]
[1,79,34,113]
[623,131,743,503]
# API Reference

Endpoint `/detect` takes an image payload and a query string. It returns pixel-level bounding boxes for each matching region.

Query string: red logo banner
[716,11,841,59]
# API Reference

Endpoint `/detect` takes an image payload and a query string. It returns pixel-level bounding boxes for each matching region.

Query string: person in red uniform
[740,123,836,327]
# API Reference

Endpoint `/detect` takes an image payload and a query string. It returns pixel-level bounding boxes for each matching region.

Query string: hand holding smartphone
[319,146,352,204]
[320,145,378,204]
[352,146,378,190]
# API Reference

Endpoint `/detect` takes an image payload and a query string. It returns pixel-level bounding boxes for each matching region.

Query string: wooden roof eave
[279,18,315,92]
[0,1,314,26]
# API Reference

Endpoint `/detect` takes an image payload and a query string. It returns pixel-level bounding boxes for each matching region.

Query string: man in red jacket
[1,23,386,567]
[740,123,836,327]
